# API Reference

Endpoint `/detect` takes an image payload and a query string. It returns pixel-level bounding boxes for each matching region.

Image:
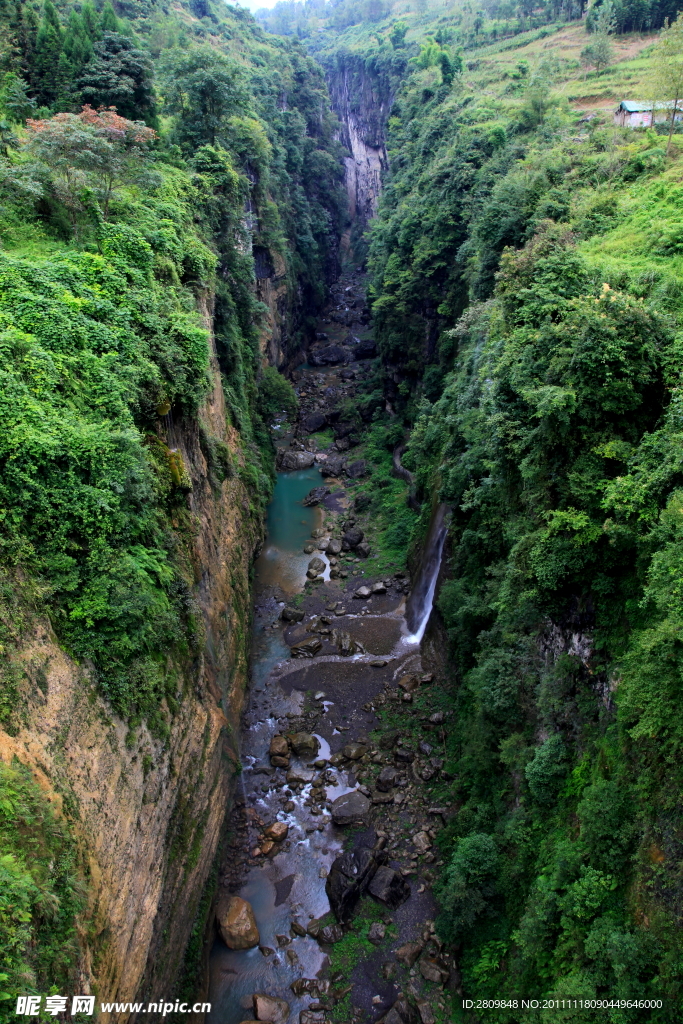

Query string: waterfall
[404,503,449,645]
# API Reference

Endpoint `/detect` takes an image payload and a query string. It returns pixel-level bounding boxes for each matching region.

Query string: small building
[614,100,683,127]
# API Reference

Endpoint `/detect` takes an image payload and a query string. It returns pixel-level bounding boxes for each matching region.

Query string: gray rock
[371,582,387,594]
[307,556,326,575]
[318,923,345,944]
[302,486,330,507]
[288,733,319,757]
[368,921,386,944]
[301,411,327,433]
[354,337,377,359]
[356,540,371,558]
[278,450,316,471]
[331,790,371,826]
[281,606,304,622]
[342,527,364,549]
[395,941,423,968]
[346,459,368,479]
[412,831,432,854]
[367,866,411,908]
[354,585,371,598]
[342,743,368,760]
[419,956,450,984]
[334,629,353,656]
[326,846,380,921]
[320,456,346,478]
[376,767,398,792]
[290,636,322,658]
[309,343,351,366]
[326,537,342,555]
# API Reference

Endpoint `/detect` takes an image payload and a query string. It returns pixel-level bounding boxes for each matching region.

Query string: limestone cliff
[324,53,396,228]
[0,293,259,1022]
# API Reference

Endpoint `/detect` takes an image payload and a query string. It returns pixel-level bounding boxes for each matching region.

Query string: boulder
[395,747,415,763]
[301,411,327,433]
[395,941,423,968]
[264,821,289,842]
[342,527,364,550]
[367,866,411,909]
[416,1001,436,1024]
[288,733,319,757]
[334,421,355,439]
[320,456,346,478]
[281,606,304,622]
[285,765,315,785]
[307,556,326,575]
[326,537,342,555]
[371,582,387,594]
[271,756,290,768]
[342,742,368,760]
[326,845,380,921]
[372,790,394,805]
[217,896,259,950]
[334,629,353,656]
[290,637,322,658]
[346,459,368,479]
[330,790,371,826]
[300,1012,327,1024]
[376,767,398,792]
[354,337,377,359]
[412,831,432,854]
[278,450,315,471]
[318,923,345,944]
[353,585,371,598]
[356,541,371,558]
[368,921,386,944]
[269,735,289,758]
[302,486,330,507]
[253,993,289,1024]
[419,956,450,985]
[398,674,420,693]
[309,343,351,366]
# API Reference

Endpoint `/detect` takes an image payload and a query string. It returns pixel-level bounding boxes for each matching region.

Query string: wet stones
[216,895,260,950]
[269,735,289,759]
[330,790,371,826]
[286,767,315,785]
[278,450,316,471]
[326,846,380,921]
[367,865,411,909]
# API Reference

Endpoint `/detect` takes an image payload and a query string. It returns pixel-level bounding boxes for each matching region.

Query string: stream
[207,274,450,1024]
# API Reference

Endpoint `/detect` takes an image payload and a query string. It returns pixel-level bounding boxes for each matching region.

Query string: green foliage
[0,759,85,1011]
[257,365,298,422]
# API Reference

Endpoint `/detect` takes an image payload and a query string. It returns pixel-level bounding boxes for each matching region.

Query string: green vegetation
[320,8,683,1019]
[0,759,85,1011]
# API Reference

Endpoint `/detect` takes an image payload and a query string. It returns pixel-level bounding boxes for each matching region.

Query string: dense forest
[2,0,683,1021]
[305,5,683,1021]
[0,0,345,1008]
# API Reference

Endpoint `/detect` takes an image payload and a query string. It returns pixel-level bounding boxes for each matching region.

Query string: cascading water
[404,503,449,645]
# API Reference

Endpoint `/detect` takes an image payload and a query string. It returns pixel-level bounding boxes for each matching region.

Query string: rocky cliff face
[324,54,394,228]
[0,293,259,1021]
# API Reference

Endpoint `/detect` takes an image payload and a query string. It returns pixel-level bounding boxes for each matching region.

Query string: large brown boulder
[216,896,259,950]
[253,993,290,1024]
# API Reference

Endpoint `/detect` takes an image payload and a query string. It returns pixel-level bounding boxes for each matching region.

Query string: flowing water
[207,286,449,1024]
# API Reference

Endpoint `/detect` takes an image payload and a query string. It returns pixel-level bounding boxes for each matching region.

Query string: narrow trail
[207,272,453,1024]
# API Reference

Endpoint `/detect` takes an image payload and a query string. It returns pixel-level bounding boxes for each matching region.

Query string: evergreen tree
[79,33,156,124]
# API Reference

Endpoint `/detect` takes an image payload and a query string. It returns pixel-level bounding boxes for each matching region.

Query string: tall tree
[79,33,156,124]
[654,12,683,154]
[160,46,249,153]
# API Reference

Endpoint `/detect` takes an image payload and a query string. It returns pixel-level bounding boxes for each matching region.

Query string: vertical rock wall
[0,292,260,1022]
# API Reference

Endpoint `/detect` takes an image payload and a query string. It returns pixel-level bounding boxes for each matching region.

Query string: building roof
[617,100,677,112]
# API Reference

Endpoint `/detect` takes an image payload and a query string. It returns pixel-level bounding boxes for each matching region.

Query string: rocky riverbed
[207,272,458,1024]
